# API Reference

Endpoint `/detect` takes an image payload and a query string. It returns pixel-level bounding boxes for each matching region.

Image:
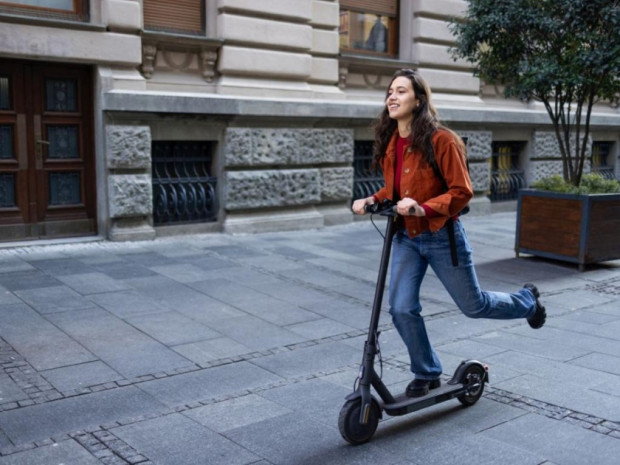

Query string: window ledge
[141,31,222,51]
[338,53,416,89]
[0,12,102,32]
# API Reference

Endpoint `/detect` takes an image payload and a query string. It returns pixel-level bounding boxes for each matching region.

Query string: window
[152,141,218,225]
[0,0,88,21]
[339,0,398,57]
[591,141,615,180]
[352,141,383,200]
[143,0,204,35]
[490,142,526,202]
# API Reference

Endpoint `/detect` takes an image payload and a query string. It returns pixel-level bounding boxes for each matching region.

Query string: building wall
[0,0,618,242]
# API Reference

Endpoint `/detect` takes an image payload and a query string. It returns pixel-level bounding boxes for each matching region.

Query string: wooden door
[0,60,96,241]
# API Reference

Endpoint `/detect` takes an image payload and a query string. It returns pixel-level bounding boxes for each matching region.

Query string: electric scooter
[339,200,489,445]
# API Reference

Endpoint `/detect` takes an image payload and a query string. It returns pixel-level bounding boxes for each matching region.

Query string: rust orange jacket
[373,128,473,237]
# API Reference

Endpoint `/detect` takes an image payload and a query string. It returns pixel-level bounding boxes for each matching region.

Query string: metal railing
[490,143,526,201]
[152,141,218,225]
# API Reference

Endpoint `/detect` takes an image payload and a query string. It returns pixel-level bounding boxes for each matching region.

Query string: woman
[352,69,546,398]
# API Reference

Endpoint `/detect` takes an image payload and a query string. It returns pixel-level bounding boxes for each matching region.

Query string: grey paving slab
[189,279,321,326]
[172,337,254,364]
[0,259,34,274]
[29,258,95,276]
[124,311,222,346]
[542,288,615,311]
[0,386,166,445]
[371,402,543,465]
[56,272,132,295]
[137,362,282,407]
[568,352,620,376]
[47,307,194,378]
[299,298,373,330]
[184,393,292,433]
[493,372,620,420]
[237,254,306,272]
[87,289,171,319]
[243,280,334,306]
[40,361,123,393]
[286,318,357,339]
[207,244,267,259]
[225,412,404,465]
[259,378,351,428]
[207,315,306,350]
[249,341,360,378]
[481,412,620,465]
[121,251,180,267]
[0,286,20,305]
[183,254,238,271]
[0,304,96,371]
[472,329,591,361]
[148,263,219,283]
[14,286,97,314]
[113,413,259,465]
[0,439,100,465]
[549,316,620,341]
[505,324,620,359]
[90,261,159,279]
[0,271,60,291]
[0,375,26,404]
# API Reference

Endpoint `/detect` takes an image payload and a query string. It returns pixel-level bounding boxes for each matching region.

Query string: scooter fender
[447,360,489,385]
[344,390,383,419]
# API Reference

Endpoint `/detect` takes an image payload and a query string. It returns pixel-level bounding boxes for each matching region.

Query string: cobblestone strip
[384,357,620,440]
[0,338,62,412]
[586,276,620,296]
[0,364,355,460]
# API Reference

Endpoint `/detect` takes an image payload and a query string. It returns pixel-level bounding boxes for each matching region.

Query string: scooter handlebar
[364,201,414,216]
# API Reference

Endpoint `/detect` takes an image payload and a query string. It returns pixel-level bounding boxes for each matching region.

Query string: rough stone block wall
[224,128,353,166]
[225,169,320,210]
[320,167,354,202]
[105,125,154,240]
[224,128,354,210]
[106,126,151,170]
[461,131,491,194]
[108,175,152,217]
[534,131,592,159]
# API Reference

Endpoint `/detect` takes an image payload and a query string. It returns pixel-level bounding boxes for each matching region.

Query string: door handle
[35,139,49,168]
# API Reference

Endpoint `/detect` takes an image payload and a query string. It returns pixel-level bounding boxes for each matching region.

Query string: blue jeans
[388,220,537,380]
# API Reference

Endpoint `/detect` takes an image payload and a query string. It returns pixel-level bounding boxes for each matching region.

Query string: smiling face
[386,76,419,124]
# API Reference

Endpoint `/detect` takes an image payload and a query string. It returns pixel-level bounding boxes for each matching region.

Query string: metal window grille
[352,141,383,200]
[152,141,218,225]
[489,142,526,201]
[591,141,615,179]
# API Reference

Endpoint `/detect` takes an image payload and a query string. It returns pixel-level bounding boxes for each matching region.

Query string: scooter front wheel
[338,398,380,445]
[457,364,485,407]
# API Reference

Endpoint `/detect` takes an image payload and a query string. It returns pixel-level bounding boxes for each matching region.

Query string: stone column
[460,131,492,215]
[105,125,156,240]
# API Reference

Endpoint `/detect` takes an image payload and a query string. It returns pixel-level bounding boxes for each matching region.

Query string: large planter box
[516,189,620,271]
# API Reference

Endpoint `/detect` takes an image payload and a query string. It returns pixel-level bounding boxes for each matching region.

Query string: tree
[450,0,620,186]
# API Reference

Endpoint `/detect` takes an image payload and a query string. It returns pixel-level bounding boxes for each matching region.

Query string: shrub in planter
[517,174,620,271]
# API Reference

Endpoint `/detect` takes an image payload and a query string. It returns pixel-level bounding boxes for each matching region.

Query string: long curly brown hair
[371,69,461,170]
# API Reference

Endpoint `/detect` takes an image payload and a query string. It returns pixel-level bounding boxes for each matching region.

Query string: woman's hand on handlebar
[396,198,426,217]
[352,197,374,215]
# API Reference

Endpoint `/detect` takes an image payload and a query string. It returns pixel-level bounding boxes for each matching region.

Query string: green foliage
[450,0,620,186]
[532,174,620,194]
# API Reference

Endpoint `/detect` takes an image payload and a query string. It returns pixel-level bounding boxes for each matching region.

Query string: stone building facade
[0,0,618,243]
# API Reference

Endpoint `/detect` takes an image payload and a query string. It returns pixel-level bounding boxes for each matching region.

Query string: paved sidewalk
[0,212,619,465]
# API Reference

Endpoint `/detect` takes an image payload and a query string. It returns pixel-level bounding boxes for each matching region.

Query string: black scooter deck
[381,384,466,416]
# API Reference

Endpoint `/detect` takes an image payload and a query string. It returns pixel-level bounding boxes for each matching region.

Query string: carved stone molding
[140,31,223,82]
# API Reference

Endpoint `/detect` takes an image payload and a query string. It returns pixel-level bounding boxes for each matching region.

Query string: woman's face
[386,76,419,123]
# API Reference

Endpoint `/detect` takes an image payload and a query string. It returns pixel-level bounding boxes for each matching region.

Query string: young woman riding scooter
[351,68,546,399]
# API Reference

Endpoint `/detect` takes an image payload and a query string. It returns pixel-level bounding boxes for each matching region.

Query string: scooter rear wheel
[457,364,485,407]
[338,399,380,445]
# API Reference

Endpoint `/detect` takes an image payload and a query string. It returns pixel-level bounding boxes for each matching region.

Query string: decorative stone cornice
[140,31,223,83]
